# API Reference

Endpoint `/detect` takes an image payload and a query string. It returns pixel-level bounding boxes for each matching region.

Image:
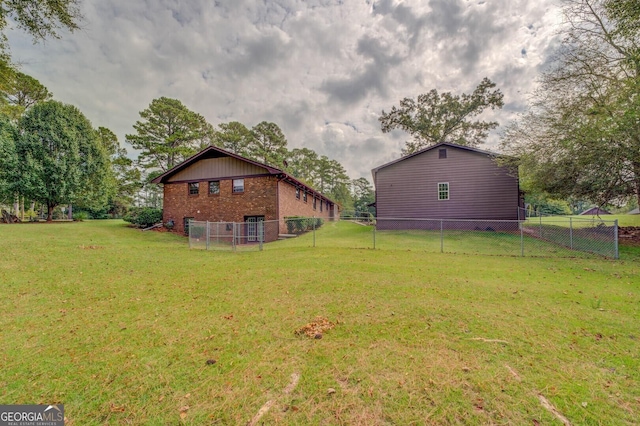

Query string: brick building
[151,146,339,241]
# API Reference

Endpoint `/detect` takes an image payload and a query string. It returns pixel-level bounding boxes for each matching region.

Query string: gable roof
[371,142,502,177]
[580,206,611,215]
[151,145,337,204]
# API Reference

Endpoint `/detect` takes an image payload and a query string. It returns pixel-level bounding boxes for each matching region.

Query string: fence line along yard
[188,214,619,258]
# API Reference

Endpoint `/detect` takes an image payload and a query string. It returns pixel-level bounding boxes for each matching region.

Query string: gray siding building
[372,143,521,227]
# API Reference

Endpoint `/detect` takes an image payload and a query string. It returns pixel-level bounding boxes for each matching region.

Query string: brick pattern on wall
[278,180,333,234]
[163,176,278,235]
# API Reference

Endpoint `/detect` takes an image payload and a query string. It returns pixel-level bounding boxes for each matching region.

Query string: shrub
[284,216,324,233]
[73,211,89,221]
[123,207,163,228]
[285,218,296,234]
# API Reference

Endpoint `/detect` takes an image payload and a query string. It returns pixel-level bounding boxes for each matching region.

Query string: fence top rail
[371,217,523,223]
[191,217,617,226]
[523,217,617,225]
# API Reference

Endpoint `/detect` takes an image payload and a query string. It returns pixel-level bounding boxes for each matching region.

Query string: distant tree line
[125,97,375,215]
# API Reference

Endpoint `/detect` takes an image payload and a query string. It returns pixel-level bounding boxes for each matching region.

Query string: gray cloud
[7,0,562,180]
[320,35,403,105]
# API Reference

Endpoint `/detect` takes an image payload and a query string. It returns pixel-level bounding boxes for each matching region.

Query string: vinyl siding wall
[167,157,267,182]
[375,147,519,220]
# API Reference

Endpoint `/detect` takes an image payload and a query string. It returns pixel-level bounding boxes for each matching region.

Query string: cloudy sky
[8,0,562,181]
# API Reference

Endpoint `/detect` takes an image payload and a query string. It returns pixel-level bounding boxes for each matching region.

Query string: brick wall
[163,176,278,236]
[162,175,335,240]
[278,180,333,233]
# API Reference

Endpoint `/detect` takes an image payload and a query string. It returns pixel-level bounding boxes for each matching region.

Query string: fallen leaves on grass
[294,316,335,338]
[78,245,103,250]
[179,405,189,420]
[109,403,125,412]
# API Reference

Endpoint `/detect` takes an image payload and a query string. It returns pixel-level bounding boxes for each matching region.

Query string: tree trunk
[68,204,73,220]
[47,204,54,222]
[634,164,640,211]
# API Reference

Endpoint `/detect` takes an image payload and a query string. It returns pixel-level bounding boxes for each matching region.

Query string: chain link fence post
[259,220,264,251]
[569,217,573,250]
[313,216,316,247]
[206,221,210,250]
[232,222,236,252]
[371,225,376,250]
[520,220,524,257]
[440,219,444,253]
[614,219,619,259]
[539,215,543,238]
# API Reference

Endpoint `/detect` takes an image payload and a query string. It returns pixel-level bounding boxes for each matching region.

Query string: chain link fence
[188,214,619,258]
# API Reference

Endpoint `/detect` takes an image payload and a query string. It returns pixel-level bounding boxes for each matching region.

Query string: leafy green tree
[211,121,253,157]
[313,156,352,210]
[0,71,52,120]
[249,121,289,167]
[0,115,17,204]
[14,100,111,221]
[97,127,141,215]
[0,0,82,102]
[501,0,640,207]
[6,71,52,108]
[0,0,81,50]
[126,97,214,172]
[380,78,504,155]
[286,147,319,183]
[352,177,375,215]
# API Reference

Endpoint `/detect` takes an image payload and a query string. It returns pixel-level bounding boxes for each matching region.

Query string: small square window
[188,182,199,195]
[303,192,308,202]
[208,180,220,195]
[233,179,244,193]
[295,188,300,199]
[438,182,449,200]
[439,149,447,159]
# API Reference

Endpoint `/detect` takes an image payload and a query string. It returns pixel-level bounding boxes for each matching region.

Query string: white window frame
[232,179,244,193]
[438,182,449,200]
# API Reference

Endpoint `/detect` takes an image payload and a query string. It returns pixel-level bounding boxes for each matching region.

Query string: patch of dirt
[294,316,335,338]
[619,227,640,246]
[150,226,171,232]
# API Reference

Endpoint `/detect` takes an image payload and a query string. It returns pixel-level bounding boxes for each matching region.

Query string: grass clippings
[294,316,335,338]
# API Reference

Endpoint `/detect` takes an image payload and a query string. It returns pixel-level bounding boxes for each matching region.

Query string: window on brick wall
[303,191,307,202]
[188,182,199,195]
[295,188,300,199]
[208,180,220,195]
[320,199,323,212]
[313,197,317,210]
[233,179,244,193]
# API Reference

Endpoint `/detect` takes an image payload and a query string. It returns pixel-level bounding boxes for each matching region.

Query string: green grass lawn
[1,220,639,425]
[527,214,640,228]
